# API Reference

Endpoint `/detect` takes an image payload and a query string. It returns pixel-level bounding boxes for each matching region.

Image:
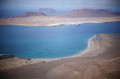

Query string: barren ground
[0,16,120,26]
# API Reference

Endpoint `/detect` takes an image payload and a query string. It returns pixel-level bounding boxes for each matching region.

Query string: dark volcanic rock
[0,54,14,59]
[65,9,120,17]
[39,8,56,15]
[21,12,46,17]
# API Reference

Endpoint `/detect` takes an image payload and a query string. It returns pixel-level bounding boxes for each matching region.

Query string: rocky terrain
[0,34,120,79]
[39,8,56,15]
[64,9,120,17]
[21,12,46,17]
[0,54,14,59]
[20,8,56,17]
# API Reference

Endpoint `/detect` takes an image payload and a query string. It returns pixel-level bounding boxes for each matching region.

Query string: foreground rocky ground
[0,34,120,79]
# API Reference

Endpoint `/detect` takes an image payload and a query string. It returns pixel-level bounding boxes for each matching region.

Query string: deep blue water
[0,9,25,18]
[0,22,120,59]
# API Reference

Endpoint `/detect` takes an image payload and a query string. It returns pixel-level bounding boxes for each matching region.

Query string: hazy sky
[0,0,120,10]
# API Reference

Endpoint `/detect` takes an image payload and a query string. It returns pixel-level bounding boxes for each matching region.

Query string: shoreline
[0,33,120,78]
[31,35,97,61]
[0,16,120,26]
[0,20,119,27]
[0,21,119,27]
[0,34,97,62]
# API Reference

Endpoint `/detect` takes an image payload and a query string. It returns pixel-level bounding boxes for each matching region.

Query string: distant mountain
[39,8,56,15]
[21,12,46,17]
[21,8,56,17]
[64,9,120,17]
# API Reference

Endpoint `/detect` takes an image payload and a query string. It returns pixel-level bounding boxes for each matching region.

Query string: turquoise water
[0,22,120,59]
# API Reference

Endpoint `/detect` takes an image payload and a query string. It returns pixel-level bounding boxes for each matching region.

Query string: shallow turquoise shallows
[0,22,120,59]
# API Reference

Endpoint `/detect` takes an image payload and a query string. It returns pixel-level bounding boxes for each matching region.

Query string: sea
[0,9,120,59]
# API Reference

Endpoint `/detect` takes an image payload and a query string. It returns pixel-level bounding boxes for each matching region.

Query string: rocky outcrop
[0,57,32,71]
[21,12,46,17]
[0,54,14,59]
[20,8,56,17]
[39,8,56,15]
[65,9,120,17]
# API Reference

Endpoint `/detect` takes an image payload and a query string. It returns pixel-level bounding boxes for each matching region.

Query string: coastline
[0,35,96,62]
[0,34,114,70]
[0,16,120,26]
[0,34,118,62]
[0,34,97,71]
[25,35,97,61]
[0,34,120,79]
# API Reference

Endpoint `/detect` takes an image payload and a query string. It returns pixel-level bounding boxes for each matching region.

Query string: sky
[0,0,120,11]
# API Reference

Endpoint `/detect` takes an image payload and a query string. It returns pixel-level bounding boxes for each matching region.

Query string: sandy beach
[0,34,120,79]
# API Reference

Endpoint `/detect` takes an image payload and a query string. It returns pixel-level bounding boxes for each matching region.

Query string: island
[0,9,120,26]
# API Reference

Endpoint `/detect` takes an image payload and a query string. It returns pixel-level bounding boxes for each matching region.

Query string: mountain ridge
[21,12,46,17]
[39,8,56,15]
[64,9,120,17]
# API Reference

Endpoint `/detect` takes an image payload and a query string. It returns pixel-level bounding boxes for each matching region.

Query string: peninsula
[0,34,120,79]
